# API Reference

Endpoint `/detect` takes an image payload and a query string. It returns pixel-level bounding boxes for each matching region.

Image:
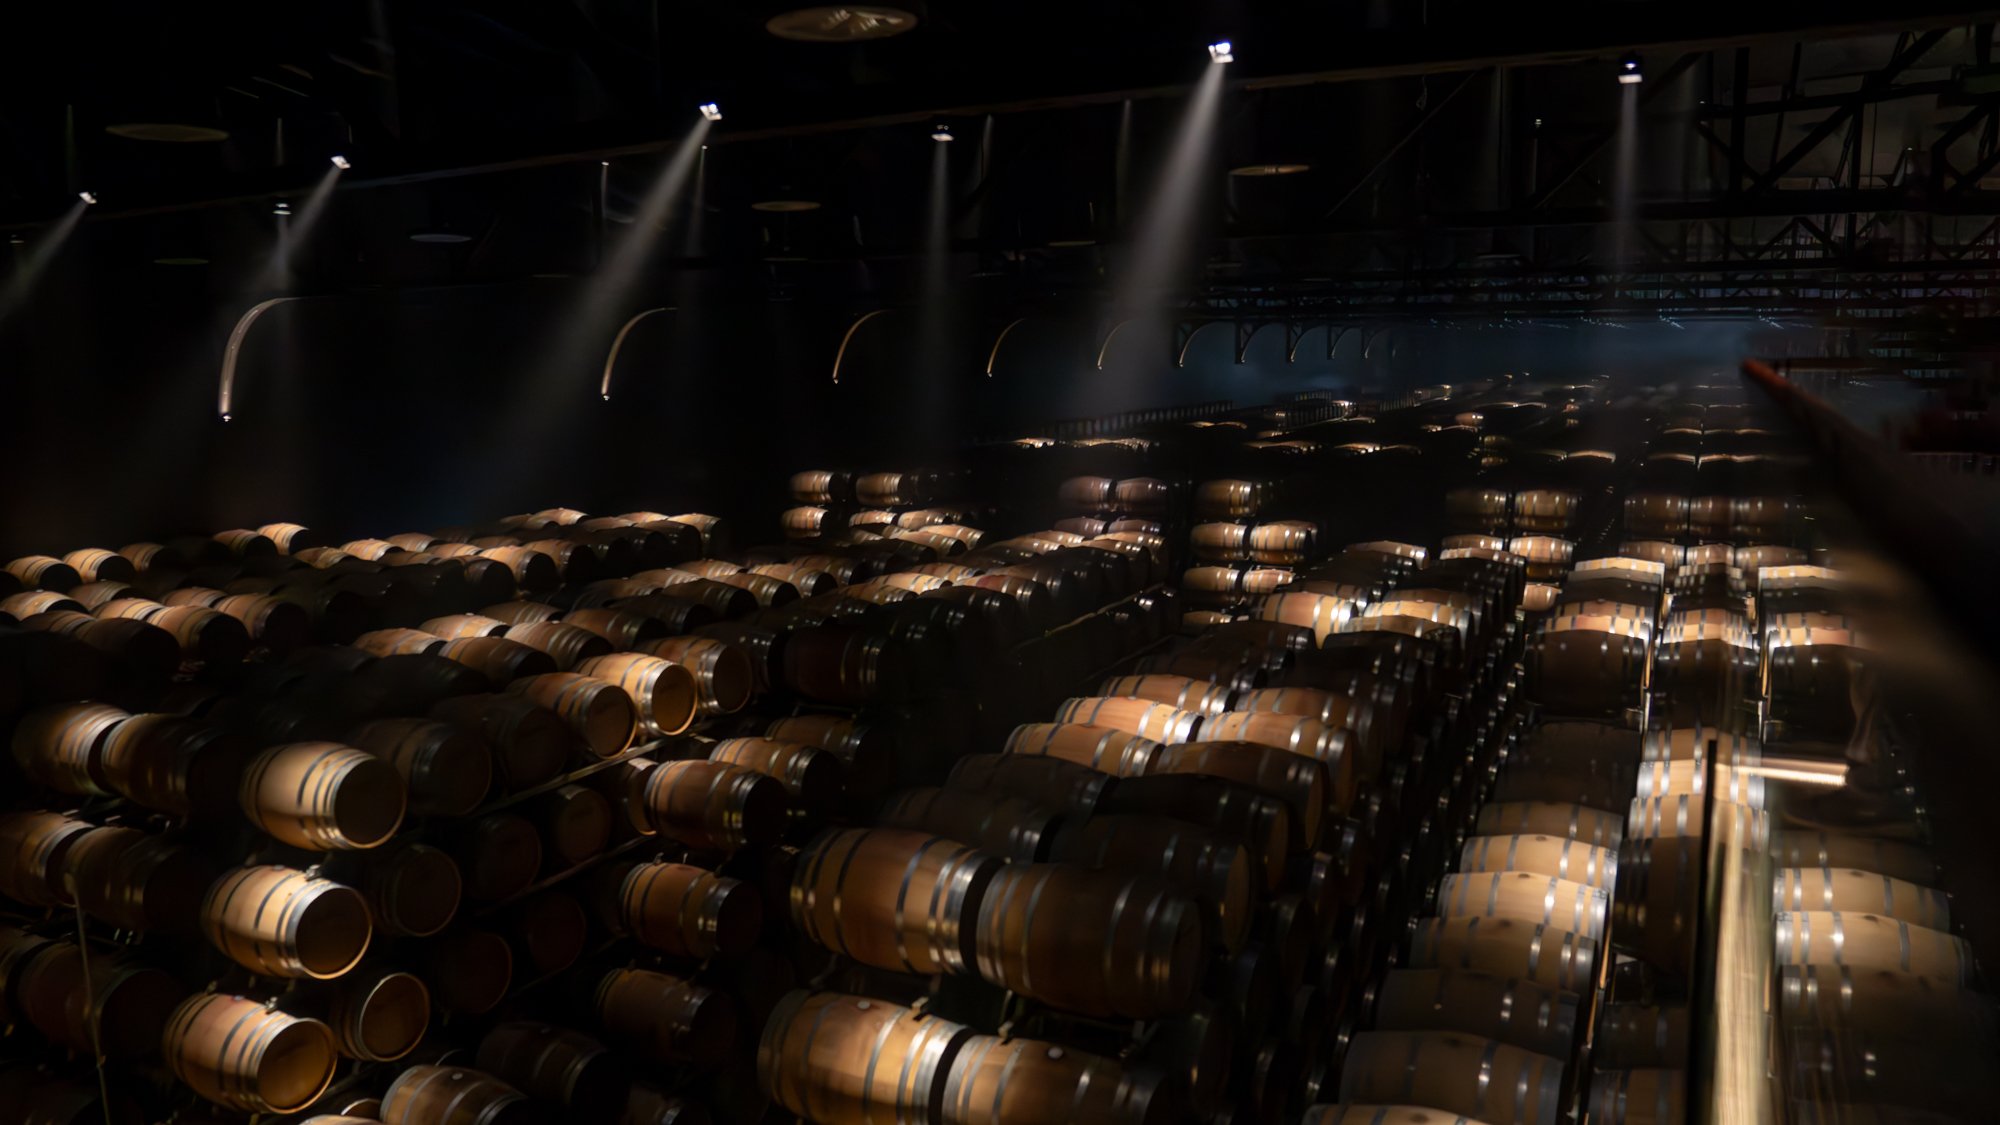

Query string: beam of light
[216,297,305,419]
[915,137,954,433]
[1096,318,1135,369]
[1608,83,1640,278]
[267,165,343,289]
[600,307,673,400]
[832,309,893,383]
[1114,61,1227,313]
[983,317,1027,377]
[0,201,87,324]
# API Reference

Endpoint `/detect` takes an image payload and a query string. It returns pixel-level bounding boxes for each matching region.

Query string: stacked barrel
[1183,477,1321,631]
[0,506,801,1124]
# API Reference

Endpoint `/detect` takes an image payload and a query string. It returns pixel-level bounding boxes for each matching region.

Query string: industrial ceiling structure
[7,1,2000,343]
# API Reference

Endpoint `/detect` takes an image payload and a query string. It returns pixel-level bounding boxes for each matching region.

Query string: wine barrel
[1437,872,1607,941]
[504,621,613,671]
[326,967,429,1062]
[480,546,561,592]
[1199,711,1355,810]
[1773,912,1974,984]
[24,610,179,686]
[348,718,493,816]
[710,737,843,807]
[476,1023,627,1123]
[439,636,560,686]
[1372,968,1579,1058]
[381,1065,534,1125]
[422,614,509,640]
[6,556,82,592]
[162,993,338,1114]
[619,861,763,960]
[624,1083,708,1125]
[1474,801,1623,850]
[11,701,126,795]
[1049,815,1253,952]
[765,714,893,796]
[1053,696,1203,744]
[791,827,1000,975]
[758,990,973,1125]
[1100,774,1292,891]
[341,839,462,937]
[596,967,736,1067]
[1098,674,1234,717]
[420,930,513,1015]
[943,1034,1178,1125]
[879,787,1064,862]
[1339,1031,1564,1125]
[509,673,637,757]
[65,826,214,932]
[1300,1107,1499,1125]
[946,753,1112,818]
[1003,722,1165,778]
[1769,832,1934,886]
[973,863,1202,1018]
[6,589,86,618]
[1258,592,1353,645]
[1585,1068,1684,1125]
[578,652,701,735]
[1596,1004,1689,1070]
[1773,868,1948,930]
[779,626,907,705]
[1406,918,1598,994]
[0,811,95,907]
[1150,742,1326,853]
[641,760,787,851]
[447,814,543,902]
[148,605,253,664]
[201,865,372,979]
[61,548,137,583]
[355,628,447,658]
[430,694,573,791]
[239,742,406,850]
[538,785,612,867]
[561,607,667,649]
[508,890,587,975]
[1778,964,2000,1041]
[1460,834,1617,890]
[6,934,185,1058]
[485,601,564,626]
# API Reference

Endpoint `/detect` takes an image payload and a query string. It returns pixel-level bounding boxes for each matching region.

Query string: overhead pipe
[830,309,893,384]
[984,317,1029,377]
[599,307,673,400]
[216,297,307,421]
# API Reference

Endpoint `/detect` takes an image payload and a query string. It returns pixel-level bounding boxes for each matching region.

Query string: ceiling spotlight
[1618,54,1643,84]
[221,413,232,422]
[79,191,98,206]
[931,124,953,142]
[273,201,292,216]
[1208,40,1234,64]
[330,154,351,170]
[699,103,723,121]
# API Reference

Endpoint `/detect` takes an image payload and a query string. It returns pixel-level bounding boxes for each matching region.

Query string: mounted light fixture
[931,124,953,143]
[330,154,351,170]
[272,201,292,216]
[1618,53,1643,84]
[78,191,98,205]
[765,4,922,42]
[699,103,723,122]
[1229,163,1309,177]
[1208,41,1235,64]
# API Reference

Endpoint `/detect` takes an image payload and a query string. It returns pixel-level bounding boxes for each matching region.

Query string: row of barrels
[1443,487,1582,536]
[788,468,961,508]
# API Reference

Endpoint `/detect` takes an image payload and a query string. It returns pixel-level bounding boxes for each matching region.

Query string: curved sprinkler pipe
[600,307,673,400]
[830,309,893,384]
[1175,321,1222,369]
[984,317,1029,377]
[216,297,305,421]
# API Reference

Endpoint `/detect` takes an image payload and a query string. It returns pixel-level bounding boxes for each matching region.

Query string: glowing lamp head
[699,103,723,121]
[330,154,351,170]
[1208,40,1234,64]
[1618,54,1643,84]
[930,124,953,142]
[221,412,232,422]
[78,191,98,205]
[273,201,292,216]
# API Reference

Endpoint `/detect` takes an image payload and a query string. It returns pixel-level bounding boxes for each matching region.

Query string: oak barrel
[65,826,215,932]
[326,967,430,1062]
[476,1022,627,1122]
[239,742,407,850]
[1406,918,1598,994]
[619,861,763,960]
[162,993,337,1114]
[641,760,787,851]
[349,718,493,816]
[201,865,373,979]
[596,967,735,1067]
[1372,968,1579,1058]
[508,673,637,757]
[430,694,573,791]
[1003,722,1165,777]
[973,863,1203,1018]
[1048,815,1253,952]
[1338,1031,1564,1125]
[879,787,1065,862]
[790,827,1000,975]
[380,1065,534,1125]
[942,1034,1178,1125]
[710,736,843,807]
[757,991,972,1125]
[11,701,126,795]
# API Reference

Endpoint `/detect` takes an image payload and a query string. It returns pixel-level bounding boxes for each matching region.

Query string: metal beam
[1324,70,1485,219]
[1749,30,1949,193]
[1528,52,1703,210]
